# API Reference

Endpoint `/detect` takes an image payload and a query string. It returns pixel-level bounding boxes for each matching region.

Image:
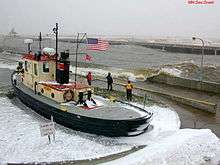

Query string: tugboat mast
[53,23,58,56]
[75,33,79,85]
[74,33,87,85]
[53,23,59,82]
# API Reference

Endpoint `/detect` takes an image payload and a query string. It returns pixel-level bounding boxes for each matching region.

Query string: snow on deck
[38,80,90,90]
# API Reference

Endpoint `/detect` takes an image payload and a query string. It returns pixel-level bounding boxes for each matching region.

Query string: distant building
[8,28,18,37]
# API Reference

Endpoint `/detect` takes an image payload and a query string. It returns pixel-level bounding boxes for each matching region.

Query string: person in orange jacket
[86,72,93,86]
[125,80,134,101]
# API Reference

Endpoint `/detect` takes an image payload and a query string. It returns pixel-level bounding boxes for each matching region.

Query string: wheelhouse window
[43,62,49,73]
[34,63,38,76]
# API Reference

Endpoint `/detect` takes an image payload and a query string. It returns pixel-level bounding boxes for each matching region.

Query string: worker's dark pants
[13,79,17,86]
[107,83,113,91]
[127,89,132,101]
[87,80,91,86]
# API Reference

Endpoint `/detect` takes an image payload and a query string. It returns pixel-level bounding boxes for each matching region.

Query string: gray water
[1,37,220,70]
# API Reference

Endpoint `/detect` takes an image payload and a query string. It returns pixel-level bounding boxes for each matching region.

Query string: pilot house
[21,48,93,103]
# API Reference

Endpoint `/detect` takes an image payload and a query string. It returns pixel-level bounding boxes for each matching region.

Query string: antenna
[39,32,42,51]
[53,23,58,56]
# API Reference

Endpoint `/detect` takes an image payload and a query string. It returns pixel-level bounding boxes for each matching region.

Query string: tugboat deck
[17,82,150,120]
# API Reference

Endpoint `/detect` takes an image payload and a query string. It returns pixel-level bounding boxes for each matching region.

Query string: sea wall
[147,73,220,94]
[133,42,220,55]
[135,85,217,114]
[94,77,217,113]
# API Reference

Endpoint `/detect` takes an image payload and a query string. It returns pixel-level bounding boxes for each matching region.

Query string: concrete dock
[90,77,220,137]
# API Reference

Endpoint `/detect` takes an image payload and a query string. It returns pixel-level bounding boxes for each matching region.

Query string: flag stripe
[87,38,109,51]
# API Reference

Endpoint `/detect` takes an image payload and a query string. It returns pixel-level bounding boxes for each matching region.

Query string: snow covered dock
[0,97,219,164]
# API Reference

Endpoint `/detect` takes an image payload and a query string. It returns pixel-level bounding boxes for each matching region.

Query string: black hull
[11,78,152,137]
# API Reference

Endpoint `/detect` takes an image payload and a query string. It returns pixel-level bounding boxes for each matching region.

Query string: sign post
[40,116,55,143]
[143,93,147,109]
[51,116,55,141]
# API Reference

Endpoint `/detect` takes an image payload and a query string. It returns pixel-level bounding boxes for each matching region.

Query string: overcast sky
[0,0,219,38]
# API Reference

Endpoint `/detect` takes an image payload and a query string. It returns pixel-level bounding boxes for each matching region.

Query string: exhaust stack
[56,51,70,84]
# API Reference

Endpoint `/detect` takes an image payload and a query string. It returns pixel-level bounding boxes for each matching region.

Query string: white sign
[40,122,55,137]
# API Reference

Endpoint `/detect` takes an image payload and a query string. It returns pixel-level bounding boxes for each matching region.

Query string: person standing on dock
[86,72,93,86]
[125,80,134,101]
[106,72,113,91]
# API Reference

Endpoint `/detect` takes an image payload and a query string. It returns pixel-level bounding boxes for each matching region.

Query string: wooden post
[48,135,51,144]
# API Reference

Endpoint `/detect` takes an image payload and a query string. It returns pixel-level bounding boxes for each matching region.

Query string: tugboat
[11,24,152,137]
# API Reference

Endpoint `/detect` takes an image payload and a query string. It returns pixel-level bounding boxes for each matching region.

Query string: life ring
[63,90,74,102]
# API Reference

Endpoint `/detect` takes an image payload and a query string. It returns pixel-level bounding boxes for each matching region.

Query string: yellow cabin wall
[23,59,34,89]
[38,84,65,103]
[37,84,93,103]
[23,59,56,90]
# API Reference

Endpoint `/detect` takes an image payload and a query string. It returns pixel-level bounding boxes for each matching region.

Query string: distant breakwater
[136,42,220,55]
[3,36,219,55]
[59,39,220,55]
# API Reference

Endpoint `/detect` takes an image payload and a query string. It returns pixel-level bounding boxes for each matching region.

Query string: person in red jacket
[86,72,93,86]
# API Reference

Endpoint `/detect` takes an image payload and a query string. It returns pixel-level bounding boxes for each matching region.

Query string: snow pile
[117,103,180,146]
[160,67,182,77]
[0,63,16,70]
[70,66,136,79]
[70,66,109,77]
[0,96,219,164]
[103,129,220,165]
[101,103,220,165]
[0,97,132,163]
[0,96,181,163]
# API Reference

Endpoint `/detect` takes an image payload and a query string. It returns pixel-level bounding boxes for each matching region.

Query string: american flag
[83,54,93,61]
[87,38,109,51]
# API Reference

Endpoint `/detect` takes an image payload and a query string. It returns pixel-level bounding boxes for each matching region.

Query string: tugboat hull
[12,75,152,137]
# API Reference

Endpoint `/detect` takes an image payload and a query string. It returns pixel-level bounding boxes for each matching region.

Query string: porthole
[51,93,55,98]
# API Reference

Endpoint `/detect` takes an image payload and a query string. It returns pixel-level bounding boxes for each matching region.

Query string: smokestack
[56,51,70,84]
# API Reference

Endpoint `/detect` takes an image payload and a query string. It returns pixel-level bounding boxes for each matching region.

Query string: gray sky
[0,0,220,38]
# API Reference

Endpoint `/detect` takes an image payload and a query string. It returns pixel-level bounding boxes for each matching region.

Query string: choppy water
[1,37,220,70]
